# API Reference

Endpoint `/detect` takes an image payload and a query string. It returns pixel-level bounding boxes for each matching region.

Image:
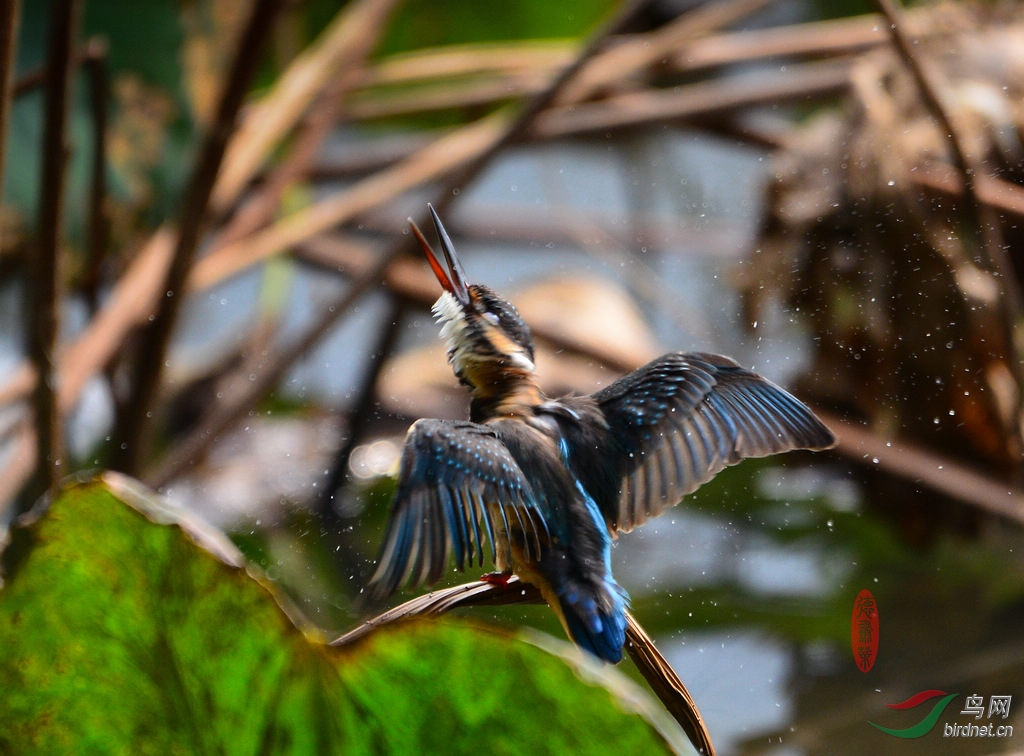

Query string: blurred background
[2,0,1024,752]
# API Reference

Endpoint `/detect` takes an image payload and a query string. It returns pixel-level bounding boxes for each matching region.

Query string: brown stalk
[671,7,935,72]
[333,8,942,130]
[360,40,573,88]
[11,41,102,97]
[909,166,1024,221]
[557,0,776,104]
[189,113,509,292]
[81,37,109,313]
[63,229,176,413]
[343,61,851,135]
[816,410,1024,526]
[144,240,410,488]
[331,576,716,755]
[111,0,286,474]
[209,66,364,249]
[315,298,407,514]
[330,579,545,648]
[341,71,551,122]
[212,0,399,251]
[0,419,34,510]
[347,7,932,108]
[26,0,80,500]
[624,613,716,755]
[534,60,852,139]
[212,0,400,214]
[0,0,21,217]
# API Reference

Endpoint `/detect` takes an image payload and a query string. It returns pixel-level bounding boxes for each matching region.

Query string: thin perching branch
[111,0,286,474]
[27,0,79,499]
[332,577,716,755]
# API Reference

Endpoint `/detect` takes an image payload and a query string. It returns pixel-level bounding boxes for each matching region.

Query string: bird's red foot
[480,571,513,586]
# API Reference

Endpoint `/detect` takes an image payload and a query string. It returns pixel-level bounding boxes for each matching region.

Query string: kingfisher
[366,205,836,664]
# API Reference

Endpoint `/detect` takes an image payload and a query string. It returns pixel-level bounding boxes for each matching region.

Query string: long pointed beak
[409,204,470,306]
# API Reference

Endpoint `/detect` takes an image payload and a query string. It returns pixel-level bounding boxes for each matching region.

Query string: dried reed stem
[0,0,21,217]
[82,37,109,313]
[111,0,285,474]
[27,0,79,499]
[212,0,400,213]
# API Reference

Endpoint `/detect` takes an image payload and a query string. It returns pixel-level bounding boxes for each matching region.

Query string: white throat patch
[432,292,465,350]
[431,291,535,373]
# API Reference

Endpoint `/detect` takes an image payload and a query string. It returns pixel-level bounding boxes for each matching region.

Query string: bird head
[410,205,536,395]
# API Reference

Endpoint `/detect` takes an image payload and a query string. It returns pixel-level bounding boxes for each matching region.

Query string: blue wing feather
[367,418,546,599]
[596,352,836,532]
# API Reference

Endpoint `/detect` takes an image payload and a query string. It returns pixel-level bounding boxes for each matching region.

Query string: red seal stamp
[851,589,878,672]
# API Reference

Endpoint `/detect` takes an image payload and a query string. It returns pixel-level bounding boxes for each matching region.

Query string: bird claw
[480,571,513,586]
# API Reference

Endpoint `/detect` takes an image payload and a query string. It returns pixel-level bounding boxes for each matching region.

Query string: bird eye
[482,312,500,325]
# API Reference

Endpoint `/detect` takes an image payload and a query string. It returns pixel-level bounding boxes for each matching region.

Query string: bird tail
[557,580,629,664]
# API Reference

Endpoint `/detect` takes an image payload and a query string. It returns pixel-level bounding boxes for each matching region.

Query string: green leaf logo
[870,690,959,738]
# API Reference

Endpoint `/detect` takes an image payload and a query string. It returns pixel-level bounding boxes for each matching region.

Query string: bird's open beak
[409,204,471,306]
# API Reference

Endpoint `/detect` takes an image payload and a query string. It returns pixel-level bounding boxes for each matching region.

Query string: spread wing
[594,352,836,532]
[366,418,548,599]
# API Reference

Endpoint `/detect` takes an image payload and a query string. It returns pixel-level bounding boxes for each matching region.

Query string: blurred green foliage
[377,0,615,53]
